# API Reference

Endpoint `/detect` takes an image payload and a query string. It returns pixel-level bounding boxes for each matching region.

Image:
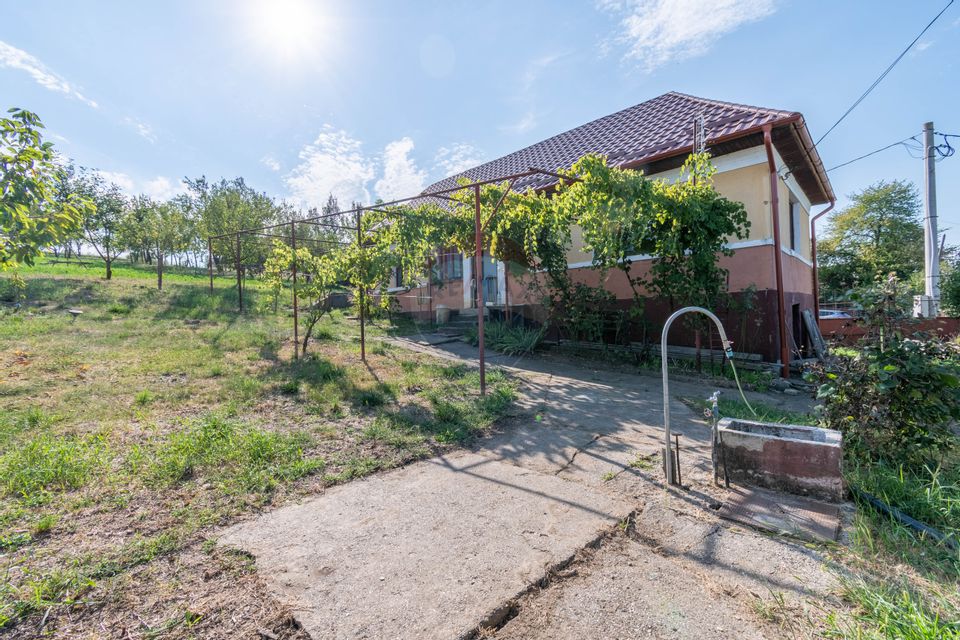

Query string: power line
[815,0,955,147]
[826,135,921,172]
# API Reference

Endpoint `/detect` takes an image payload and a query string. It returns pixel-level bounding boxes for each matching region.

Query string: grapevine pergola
[207,167,579,395]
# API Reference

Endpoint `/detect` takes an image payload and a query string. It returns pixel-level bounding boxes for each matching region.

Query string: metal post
[923,121,940,312]
[291,221,299,359]
[235,233,243,312]
[357,210,366,362]
[207,237,214,292]
[662,306,734,486]
[427,254,434,328]
[475,184,486,395]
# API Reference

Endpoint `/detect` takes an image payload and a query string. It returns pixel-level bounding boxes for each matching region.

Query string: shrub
[811,336,960,466]
[465,321,545,356]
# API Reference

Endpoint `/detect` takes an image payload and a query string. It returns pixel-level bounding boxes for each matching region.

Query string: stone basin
[718,418,844,502]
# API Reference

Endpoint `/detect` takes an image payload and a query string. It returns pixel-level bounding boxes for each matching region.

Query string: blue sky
[2,1,958,241]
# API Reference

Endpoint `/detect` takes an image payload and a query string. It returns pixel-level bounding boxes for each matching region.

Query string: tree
[0,108,91,268]
[263,241,339,355]
[75,169,127,280]
[187,176,283,280]
[818,180,924,299]
[122,196,191,289]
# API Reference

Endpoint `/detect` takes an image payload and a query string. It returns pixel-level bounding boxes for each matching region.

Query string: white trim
[771,147,813,212]
[646,146,767,181]
[564,238,812,270]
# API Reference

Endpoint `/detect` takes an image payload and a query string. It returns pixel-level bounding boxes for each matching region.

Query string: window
[435,250,462,281]
[789,202,802,252]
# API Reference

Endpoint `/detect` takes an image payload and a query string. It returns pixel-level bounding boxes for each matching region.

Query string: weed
[0,433,108,502]
[133,389,155,406]
[31,514,57,536]
[629,452,655,470]
[601,471,617,482]
[827,577,960,639]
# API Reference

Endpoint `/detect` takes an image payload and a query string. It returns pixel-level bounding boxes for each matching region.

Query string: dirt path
[220,337,839,639]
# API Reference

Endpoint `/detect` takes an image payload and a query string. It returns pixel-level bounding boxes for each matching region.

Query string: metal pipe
[762,125,790,378]
[810,200,835,325]
[475,184,486,395]
[357,210,366,362]
[662,306,734,486]
[207,237,213,292]
[235,233,243,312]
[291,221,299,360]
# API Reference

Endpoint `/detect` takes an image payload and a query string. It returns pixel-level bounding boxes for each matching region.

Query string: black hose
[849,485,958,551]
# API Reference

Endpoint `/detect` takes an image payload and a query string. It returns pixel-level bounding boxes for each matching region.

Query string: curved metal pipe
[662,306,734,486]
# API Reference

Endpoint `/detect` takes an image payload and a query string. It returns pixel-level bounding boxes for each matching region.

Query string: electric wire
[826,134,922,172]
[815,0,955,147]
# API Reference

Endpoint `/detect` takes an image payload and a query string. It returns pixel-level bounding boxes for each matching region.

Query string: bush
[811,336,960,466]
[464,321,545,356]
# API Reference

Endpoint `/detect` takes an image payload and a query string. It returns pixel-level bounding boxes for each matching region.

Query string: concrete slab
[495,536,769,640]
[220,452,633,640]
[719,486,842,542]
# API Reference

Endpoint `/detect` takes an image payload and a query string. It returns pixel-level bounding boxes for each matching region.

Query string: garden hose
[722,344,759,418]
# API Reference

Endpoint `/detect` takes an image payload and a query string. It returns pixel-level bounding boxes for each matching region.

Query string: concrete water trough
[718,418,844,502]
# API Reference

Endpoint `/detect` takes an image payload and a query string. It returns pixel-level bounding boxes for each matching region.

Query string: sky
[2,0,958,242]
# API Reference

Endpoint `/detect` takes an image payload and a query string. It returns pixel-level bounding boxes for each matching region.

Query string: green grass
[826,577,960,639]
[682,397,816,426]
[0,265,517,633]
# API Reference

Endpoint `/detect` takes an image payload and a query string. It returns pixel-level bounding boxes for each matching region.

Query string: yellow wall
[712,163,772,242]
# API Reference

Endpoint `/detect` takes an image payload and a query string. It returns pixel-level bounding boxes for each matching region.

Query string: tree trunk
[157,248,163,290]
[105,258,112,280]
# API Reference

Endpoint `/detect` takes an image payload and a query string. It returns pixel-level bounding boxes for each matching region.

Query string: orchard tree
[0,108,92,268]
[818,180,925,298]
[76,169,127,279]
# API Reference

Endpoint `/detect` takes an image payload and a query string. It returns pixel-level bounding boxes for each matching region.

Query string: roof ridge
[667,91,798,119]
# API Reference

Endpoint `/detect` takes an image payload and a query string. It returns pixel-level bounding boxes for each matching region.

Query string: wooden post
[357,210,366,362]
[235,233,243,312]
[474,184,486,395]
[291,221,299,359]
[207,237,214,292]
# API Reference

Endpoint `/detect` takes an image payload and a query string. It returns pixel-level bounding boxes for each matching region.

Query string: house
[392,92,835,369]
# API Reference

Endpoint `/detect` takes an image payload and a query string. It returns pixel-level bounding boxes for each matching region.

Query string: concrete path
[221,337,837,639]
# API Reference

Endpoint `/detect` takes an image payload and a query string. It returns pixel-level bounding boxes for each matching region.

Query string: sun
[244,0,326,62]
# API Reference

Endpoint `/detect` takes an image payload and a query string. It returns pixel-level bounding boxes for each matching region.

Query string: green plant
[465,321,545,356]
[0,432,109,502]
[134,389,155,406]
[811,336,960,466]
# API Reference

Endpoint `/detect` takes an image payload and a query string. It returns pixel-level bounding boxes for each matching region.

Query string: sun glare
[244,0,326,62]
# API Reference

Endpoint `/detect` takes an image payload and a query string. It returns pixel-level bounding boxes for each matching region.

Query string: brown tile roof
[423,92,832,203]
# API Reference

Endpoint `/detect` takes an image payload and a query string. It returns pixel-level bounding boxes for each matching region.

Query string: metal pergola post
[235,233,243,312]
[207,237,214,292]
[357,210,366,362]
[291,221,299,360]
[474,184,486,395]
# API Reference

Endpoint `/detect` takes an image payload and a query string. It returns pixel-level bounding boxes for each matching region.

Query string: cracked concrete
[221,337,839,639]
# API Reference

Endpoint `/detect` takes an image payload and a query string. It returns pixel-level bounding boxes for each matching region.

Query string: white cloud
[0,40,98,108]
[261,154,281,172]
[599,0,777,72]
[284,125,376,208]
[434,143,484,177]
[500,110,538,135]
[124,117,156,143]
[95,170,184,200]
[499,53,565,135]
[374,137,426,201]
[95,170,136,193]
[143,176,185,200]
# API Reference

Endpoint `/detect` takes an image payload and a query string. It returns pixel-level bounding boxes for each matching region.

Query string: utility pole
[919,121,940,317]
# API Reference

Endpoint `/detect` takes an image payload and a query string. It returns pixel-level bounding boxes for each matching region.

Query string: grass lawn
[0,264,516,638]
